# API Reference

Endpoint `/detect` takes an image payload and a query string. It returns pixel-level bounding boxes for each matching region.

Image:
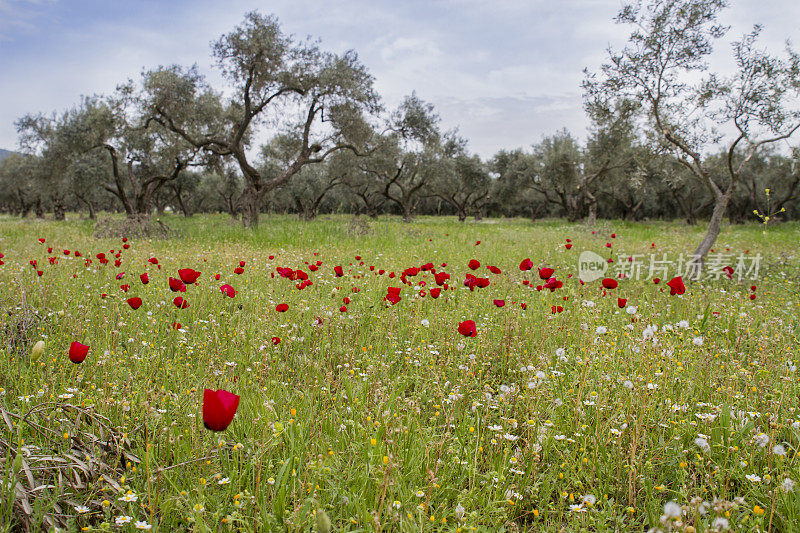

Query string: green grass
[0,213,798,532]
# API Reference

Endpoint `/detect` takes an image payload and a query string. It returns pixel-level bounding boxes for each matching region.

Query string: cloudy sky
[1,0,799,158]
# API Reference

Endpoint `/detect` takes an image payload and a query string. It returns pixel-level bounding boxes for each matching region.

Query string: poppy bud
[31,340,45,358]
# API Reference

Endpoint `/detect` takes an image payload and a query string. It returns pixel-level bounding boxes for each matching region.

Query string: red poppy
[276,303,289,312]
[520,302,527,310]
[653,278,660,285]
[202,389,240,432]
[334,266,344,277]
[457,320,477,337]
[169,277,187,292]
[519,258,533,271]
[618,298,627,308]
[220,284,236,298]
[172,322,182,330]
[233,267,244,275]
[120,284,130,293]
[339,305,347,312]
[173,296,189,309]
[430,288,441,299]
[434,272,450,286]
[750,285,756,292]
[722,266,734,279]
[271,336,281,345]
[538,267,554,280]
[493,299,505,307]
[385,287,402,305]
[601,278,618,289]
[487,265,501,274]
[543,277,563,291]
[38,238,45,243]
[127,297,142,310]
[749,294,756,300]
[69,342,89,364]
[666,276,686,295]
[178,268,201,284]
[468,259,480,270]
[565,244,573,249]
[551,305,564,313]
[140,273,149,285]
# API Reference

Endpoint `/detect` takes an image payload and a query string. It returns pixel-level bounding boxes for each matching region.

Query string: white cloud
[1,0,799,158]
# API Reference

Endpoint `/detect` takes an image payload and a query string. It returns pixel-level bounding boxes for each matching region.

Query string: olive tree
[585,0,800,267]
[146,12,379,227]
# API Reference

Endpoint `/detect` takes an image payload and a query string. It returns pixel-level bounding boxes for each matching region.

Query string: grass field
[0,214,798,532]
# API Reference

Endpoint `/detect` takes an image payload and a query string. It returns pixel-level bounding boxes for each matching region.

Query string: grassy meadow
[0,213,799,532]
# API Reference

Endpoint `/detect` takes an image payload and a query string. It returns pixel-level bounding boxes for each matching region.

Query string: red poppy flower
[430,288,441,299]
[434,272,450,286]
[457,320,477,337]
[653,278,660,284]
[601,278,618,289]
[493,299,505,307]
[468,259,480,270]
[487,265,501,274]
[565,244,573,249]
[127,297,142,310]
[520,302,527,310]
[276,303,289,312]
[202,389,240,432]
[220,284,236,298]
[172,322,182,330]
[38,238,45,243]
[120,284,130,293]
[750,285,756,292]
[169,277,187,292]
[271,336,281,345]
[140,273,149,284]
[551,305,564,314]
[334,266,344,277]
[178,268,201,284]
[233,267,244,275]
[148,257,158,264]
[519,258,533,271]
[722,266,734,279]
[339,305,347,312]
[666,276,685,295]
[173,296,189,309]
[749,294,756,300]
[543,277,562,291]
[538,267,554,280]
[69,342,89,364]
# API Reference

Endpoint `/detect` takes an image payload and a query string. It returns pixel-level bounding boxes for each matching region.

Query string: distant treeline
[1,1,799,266]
